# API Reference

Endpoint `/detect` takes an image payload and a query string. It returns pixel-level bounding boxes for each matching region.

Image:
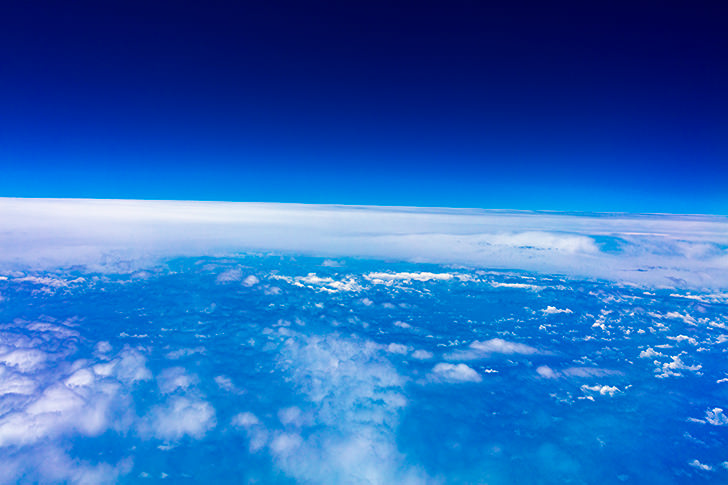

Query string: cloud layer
[1,198,727,288]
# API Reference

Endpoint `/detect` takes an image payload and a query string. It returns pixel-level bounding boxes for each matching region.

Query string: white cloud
[242,275,259,286]
[639,347,663,359]
[232,411,260,427]
[278,406,304,427]
[491,281,543,290]
[688,459,713,471]
[430,363,482,383]
[655,355,702,378]
[101,348,152,384]
[541,306,573,315]
[411,350,433,360]
[256,332,428,484]
[157,367,198,394]
[0,446,133,485]
[165,346,206,360]
[667,335,698,345]
[580,385,621,397]
[365,272,455,284]
[0,369,38,396]
[386,343,410,355]
[705,408,728,426]
[472,338,538,354]
[665,311,697,325]
[144,396,216,442]
[232,412,269,453]
[0,349,47,372]
[214,375,241,393]
[95,341,112,354]
[536,365,558,378]
[216,268,243,283]
[447,338,538,360]
[271,273,362,293]
[2,198,728,288]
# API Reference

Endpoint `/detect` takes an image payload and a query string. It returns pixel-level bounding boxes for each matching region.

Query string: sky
[1,1,726,213]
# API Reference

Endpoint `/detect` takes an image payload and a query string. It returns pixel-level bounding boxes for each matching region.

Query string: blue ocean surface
[1,255,727,483]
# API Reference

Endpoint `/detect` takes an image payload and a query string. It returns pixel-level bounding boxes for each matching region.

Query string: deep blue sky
[1,1,726,213]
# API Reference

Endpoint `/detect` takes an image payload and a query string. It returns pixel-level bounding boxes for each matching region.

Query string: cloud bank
[1,198,727,288]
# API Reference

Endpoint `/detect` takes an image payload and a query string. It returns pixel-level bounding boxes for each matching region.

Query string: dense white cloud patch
[580,385,621,397]
[0,321,156,483]
[143,396,216,442]
[655,354,703,378]
[242,275,259,287]
[0,316,224,482]
[270,273,362,293]
[536,365,559,379]
[429,363,482,383]
[705,408,728,426]
[387,343,410,355]
[688,459,713,471]
[0,446,133,485]
[541,306,573,315]
[2,198,728,288]
[639,347,663,359]
[0,345,149,448]
[157,367,198,394]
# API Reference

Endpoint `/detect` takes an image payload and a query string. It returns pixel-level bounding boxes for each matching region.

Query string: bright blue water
[0,255,726,484]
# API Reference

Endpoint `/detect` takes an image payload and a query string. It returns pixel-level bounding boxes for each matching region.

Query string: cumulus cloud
[536,365,558,378]
[705,408,728,426]
[143,396,216,442]
[541,306,573,315]
[688,459,713,471]
[271,273,362,293]
[429,363,482,383]
[0,343,149,449]
[232,412,269,452]
[580,385,621,397]
[387,343,410,355]
[655,354,702,378]
[243,275,259,286]
[0,325,155,485]
[639,347,663,359]
[157,367,198,394]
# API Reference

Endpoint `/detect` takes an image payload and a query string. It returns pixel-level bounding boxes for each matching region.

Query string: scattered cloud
[705,408,728,426]
[447,338,538,360]
[541,306,573,315]
[143,396,216,442]
[429,363,482,383]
